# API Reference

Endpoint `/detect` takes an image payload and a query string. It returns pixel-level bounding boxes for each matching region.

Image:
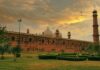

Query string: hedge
[59,53,77,56]
[38,53,100,61]
[38,53,58,59]
[57,56,87,61]
[79,55,88,58]
[16,53,21,58]
[88,56,100,61]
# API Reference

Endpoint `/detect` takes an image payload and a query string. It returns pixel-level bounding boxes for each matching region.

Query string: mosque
[2,10,100,52]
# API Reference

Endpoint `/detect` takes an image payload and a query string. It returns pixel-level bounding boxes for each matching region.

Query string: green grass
[0,53,100,70]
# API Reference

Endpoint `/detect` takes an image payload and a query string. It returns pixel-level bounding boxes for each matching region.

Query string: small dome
[55,29,62,38]
[93,10,97,13]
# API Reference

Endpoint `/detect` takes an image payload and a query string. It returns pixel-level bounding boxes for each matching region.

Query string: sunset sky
[0,0,100,41]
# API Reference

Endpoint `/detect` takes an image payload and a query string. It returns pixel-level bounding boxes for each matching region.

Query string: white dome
[43,27,54,38]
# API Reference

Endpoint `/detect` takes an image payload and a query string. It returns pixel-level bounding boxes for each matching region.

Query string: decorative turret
[68,32,71,39]
[27,29,30,34]
[93,10,99,44]
[55,29,62,38]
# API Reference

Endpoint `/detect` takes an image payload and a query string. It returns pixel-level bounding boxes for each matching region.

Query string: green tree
[0,26,9,59]
[94,45,100,55]
[86,44,100,55]
[0,46,5,59]
[12,45,21,61]
[0,44,11,59]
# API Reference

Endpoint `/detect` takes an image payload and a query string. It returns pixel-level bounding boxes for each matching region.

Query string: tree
[0,46,5,59]
[12,45,21,61]
[0,44,11,59]
[0,26,8,59]
[86,44,100,55]
[94,45,100,55]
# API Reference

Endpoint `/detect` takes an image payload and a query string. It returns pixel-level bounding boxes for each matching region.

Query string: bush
[59,53,77,56]
[57,56,87,61]
[79,55,88,58]
[38,53,58,59]
[88,56,100,61]
[58,53,78,58]
[12,46,21,58]
[16,53,21,58]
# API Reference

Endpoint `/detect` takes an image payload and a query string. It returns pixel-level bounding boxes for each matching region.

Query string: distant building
[0,10,99,52]
[5,31,91,52]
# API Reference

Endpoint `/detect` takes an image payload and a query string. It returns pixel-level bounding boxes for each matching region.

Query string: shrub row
[38,53,58,59]
[57,56,87,61]
[58,53,77,56]
[88,56,100,61]
[38,53,100,61]
[39,55,57,59]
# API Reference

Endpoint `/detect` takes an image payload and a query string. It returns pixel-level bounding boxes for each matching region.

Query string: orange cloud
[58,16,87,25]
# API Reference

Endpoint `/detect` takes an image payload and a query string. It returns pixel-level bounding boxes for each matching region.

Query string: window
[27,48,30,51]
[41,39,44,43]
[52,40,55,44]
[63,41,65,45]
[51,49,56,52]
[61,49,64,53]
[21,37,24,42]
[11,37,15,41]
[29,38,32,42]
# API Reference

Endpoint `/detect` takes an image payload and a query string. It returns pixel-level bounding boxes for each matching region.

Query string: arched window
[29,38,32,42]
[51,49,56,52]
[41,39,44,44]
[11,37,15,41]
[61,49,64,53]
[21,37,24,42]
[52,40,55,44]
[63,41,65,45]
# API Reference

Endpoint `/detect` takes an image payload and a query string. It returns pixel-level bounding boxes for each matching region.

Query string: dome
[42,27,54,38]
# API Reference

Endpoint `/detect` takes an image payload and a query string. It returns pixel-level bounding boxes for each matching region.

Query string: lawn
[0,53,100,70]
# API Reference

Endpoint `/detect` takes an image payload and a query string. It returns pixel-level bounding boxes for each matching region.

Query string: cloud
[0,0,100,41]
[0,0,93,24]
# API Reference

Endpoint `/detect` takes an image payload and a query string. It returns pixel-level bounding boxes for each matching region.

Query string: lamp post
[17,18,22,48]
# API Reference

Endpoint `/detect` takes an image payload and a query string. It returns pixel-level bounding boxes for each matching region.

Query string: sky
[0,0,100,42]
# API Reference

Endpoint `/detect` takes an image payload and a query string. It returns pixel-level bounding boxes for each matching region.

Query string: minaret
[55,29,62,38]
[93,10,99,44]
[27,29,30,34]
[68,32,71,39]
[55,29,60,38]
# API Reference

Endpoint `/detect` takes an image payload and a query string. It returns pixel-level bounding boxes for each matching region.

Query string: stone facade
[5,31,92,53]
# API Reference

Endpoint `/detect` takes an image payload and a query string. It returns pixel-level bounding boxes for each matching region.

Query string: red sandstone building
[2,10,100,52]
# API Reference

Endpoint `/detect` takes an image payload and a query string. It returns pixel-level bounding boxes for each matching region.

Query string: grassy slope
[0,53,100,70]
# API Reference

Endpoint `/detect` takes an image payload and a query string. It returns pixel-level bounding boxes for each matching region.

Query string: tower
[93,10,99,44]
[55,29,62,38]
[68,32,71,39]
[27,29,30,34]
[55,29,60,38]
